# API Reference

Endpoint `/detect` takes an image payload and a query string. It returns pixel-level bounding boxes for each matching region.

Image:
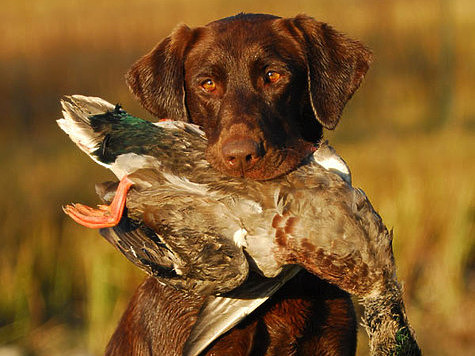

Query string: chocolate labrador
[106,13,371,355]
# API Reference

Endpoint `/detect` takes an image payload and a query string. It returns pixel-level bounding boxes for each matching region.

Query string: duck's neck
[361,280,421,356]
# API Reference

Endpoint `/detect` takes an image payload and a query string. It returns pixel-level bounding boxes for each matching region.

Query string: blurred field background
[0,0,474,355]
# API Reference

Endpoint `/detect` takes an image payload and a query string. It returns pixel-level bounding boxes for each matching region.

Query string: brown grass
[0,0,474,355]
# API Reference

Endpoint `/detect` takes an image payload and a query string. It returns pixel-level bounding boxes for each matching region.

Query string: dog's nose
[222,137,263,172]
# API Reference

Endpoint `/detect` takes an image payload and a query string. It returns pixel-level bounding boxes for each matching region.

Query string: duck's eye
[201,79,216,92]
[265,71,281,84]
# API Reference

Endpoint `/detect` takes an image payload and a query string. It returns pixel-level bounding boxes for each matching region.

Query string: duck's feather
[58,95,208,178]
[97,179,249,295]
[183,266,301,356]
[58,96,115,168]
[99,219,178,279]
[311,141,351,184]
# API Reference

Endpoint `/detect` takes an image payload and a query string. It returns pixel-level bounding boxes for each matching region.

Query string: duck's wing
[100,218,178,278]
[97,180,249,295]
[140,201,249,295]
[100,217,249,295]
[183,266,300,356]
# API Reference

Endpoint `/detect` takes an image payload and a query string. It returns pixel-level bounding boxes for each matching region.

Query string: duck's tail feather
[57,95,116,168]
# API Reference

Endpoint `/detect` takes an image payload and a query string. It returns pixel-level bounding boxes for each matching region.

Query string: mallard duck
[58,95,420,355]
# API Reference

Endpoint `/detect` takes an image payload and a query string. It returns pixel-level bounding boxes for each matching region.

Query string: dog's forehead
[186,16,303,68]
[206,13,281,30]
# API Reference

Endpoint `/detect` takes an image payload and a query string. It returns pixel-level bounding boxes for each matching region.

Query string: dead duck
[58,95,420,355]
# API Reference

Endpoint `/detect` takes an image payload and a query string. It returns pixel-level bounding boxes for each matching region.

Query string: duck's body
[58,95,420,355]
[60,95,375,292]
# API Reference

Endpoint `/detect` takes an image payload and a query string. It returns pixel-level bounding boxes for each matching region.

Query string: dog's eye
[265,71,281,84]
[201,79,216,92]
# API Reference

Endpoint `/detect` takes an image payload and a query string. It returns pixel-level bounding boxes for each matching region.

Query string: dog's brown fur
[106,271,357,355]
[107,13,371,355]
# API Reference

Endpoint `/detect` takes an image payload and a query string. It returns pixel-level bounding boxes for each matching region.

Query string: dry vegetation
[0,0,473,355]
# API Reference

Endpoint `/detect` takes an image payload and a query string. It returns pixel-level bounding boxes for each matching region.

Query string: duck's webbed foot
[63,175,134,228]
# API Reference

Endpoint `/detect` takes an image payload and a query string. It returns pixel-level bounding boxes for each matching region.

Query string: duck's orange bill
[63,175,134,229]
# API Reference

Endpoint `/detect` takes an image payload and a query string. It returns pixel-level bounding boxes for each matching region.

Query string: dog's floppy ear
[126,24,194,120]
[289,15,372,129]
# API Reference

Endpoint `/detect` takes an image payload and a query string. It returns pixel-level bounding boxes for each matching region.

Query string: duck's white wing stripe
[183,266,301,356]
[110,153,162,180]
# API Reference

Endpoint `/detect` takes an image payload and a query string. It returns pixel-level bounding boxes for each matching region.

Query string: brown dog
[106,13,371,355]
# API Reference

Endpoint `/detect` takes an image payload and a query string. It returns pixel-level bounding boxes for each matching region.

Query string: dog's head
[126,14,371,180]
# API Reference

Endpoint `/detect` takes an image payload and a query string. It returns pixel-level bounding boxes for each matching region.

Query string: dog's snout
[221,137,264,172]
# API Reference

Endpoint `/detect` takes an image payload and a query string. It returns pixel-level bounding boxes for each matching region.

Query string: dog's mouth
[206,139,316,181]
